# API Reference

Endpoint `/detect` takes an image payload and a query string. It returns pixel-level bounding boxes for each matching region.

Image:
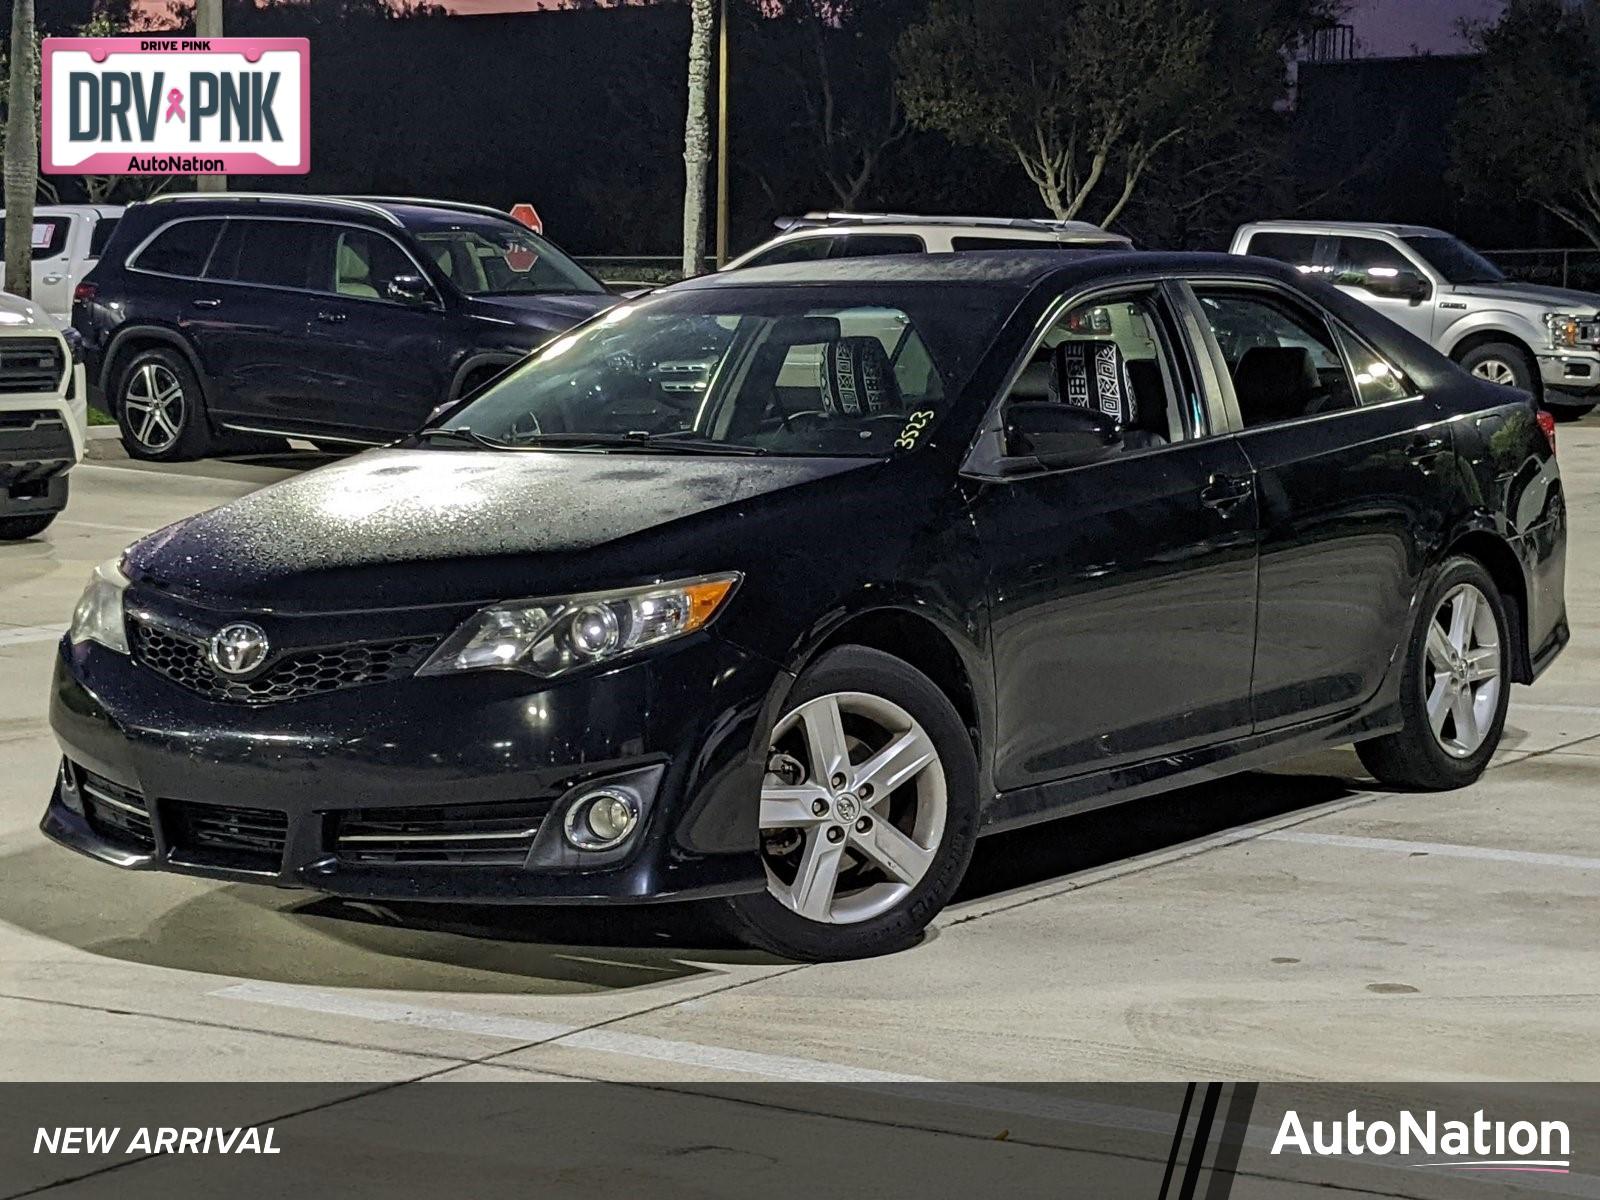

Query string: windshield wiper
[410,426,511,451]
[507,430,767,456]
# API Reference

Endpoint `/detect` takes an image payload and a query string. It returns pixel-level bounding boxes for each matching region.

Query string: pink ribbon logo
[164,88,185,123]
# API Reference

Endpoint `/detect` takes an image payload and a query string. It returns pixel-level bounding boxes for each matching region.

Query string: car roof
[1240,219,1449,239]
[6,204,124,218]
[777,211,1118,238]
[138,193,524,232]
[676,249,1258,293]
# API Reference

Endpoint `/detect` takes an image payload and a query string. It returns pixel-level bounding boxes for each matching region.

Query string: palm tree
[4,0,37,297]
[681,0,713,278]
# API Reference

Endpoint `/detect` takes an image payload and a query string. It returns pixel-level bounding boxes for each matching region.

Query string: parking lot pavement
[3,423,1600,1087]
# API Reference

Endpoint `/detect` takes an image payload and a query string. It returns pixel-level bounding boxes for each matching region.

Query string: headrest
[337,239,370,283]
[1233,346,1320,424]
[1053,339,1135,424]
[820,337,903,417]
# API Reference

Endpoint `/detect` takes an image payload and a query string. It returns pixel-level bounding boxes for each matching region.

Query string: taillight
[72,281,97,305]
[1537,409,1557,454]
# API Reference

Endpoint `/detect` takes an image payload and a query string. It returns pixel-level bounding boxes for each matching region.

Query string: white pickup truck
[0,291,87,540]
[1232,220,1600,419]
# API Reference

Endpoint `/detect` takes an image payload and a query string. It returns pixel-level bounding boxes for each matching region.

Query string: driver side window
[1194,291,1357,429]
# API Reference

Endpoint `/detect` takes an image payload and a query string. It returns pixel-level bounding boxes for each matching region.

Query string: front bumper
[0,385,82,519]
[42,633,778,904]
[1537,349,1600,398]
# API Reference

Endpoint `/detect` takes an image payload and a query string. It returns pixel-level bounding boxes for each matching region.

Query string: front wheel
[1357,557,1510,790]
[719,646,979,961]
[1460,342,1536,396]
[0,511,58,541]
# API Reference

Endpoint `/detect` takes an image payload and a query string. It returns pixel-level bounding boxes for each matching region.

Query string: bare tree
[682,0,714,276]
[897,0,1214,224]
[4,0,38,296]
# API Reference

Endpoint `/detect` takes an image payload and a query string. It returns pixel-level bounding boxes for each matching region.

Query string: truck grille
[334,801,554,866]
[0,409,65,432]
[0,338,65,394]
[77,768,155,851]
[165,800,289,873]
[128,618,436,704]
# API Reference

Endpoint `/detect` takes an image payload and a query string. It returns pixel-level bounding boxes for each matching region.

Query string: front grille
[334,800,554,866]
[76,767,155,851]
[0,338,65,394]
[165,799,288,873]
[128,618,436,704]
[0,409,65,432]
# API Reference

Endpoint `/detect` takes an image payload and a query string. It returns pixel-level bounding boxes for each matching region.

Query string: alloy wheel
[123,362,187,453]
[759,691,946,924]
[1423,582,1502,758]
[1470,358,1517,387]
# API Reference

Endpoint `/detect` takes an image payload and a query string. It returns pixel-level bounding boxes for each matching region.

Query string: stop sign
[503,245,539,273]
[509,203,543,234]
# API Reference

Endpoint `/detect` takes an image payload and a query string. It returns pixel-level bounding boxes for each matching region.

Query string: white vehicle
[0,205,124,326]
[1231,219,1600,419]
[0,291,87,540]
[724,212,1132,272]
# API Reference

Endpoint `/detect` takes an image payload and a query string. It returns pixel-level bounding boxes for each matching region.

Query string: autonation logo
[1272,1108,1571,1175]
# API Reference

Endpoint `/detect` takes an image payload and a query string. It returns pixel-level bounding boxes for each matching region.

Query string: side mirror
[1004,401,1121,470]
[1360,269,1431,304]
[386,274,435,306]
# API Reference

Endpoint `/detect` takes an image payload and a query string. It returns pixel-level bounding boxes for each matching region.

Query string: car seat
[819,336,904,416]
[1232,346,1321,426]
[1053,339,1166,449]
[336,238,380,299]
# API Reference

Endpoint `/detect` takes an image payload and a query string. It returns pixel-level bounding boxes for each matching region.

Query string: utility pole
[715,0,730,266]
[194,0,225,193]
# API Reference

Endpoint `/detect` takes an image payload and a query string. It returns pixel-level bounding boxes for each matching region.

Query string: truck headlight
[1546,313,1582,348]
[418,573,739,679]
[69,558,130,654]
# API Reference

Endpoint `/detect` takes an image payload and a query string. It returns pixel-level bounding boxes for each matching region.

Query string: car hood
[465,291,616,331]
[1448,281,1600,312]
[0,290,55,331]
[125,448,871,612]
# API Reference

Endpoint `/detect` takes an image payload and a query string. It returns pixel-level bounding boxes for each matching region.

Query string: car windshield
[409,215,606,296]
[437,287,1011,458]
[1401,235,1506,285]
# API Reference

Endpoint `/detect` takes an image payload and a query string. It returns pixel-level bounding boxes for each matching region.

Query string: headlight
[60,327,85,364]
[1547,313,1582,348]
[418,572,740,678]
[69,557,130,654]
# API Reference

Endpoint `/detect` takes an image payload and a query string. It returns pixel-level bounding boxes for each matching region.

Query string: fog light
[562,789,639,850]
[58,761,83,814]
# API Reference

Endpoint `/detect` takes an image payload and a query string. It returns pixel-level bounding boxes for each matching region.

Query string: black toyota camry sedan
[43,251,1567,961]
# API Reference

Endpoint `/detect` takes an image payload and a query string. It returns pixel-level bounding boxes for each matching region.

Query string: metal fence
[574,255,717,287]
[1482,248,1600,293]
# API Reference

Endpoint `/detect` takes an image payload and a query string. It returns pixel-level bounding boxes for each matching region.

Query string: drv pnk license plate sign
[42,38,309,176]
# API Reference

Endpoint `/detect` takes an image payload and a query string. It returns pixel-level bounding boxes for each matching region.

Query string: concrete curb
[86,425,121,442]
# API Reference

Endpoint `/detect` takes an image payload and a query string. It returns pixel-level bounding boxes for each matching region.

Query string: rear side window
[133,219,224,277]
[87,218,120,259]
[207,220,337,291]
[1194,289,1358,428]
[30,217,71,260]
[1244,232,1319,270]
[837,233,924,257]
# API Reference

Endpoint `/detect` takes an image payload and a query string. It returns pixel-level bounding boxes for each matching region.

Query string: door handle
[191,298,222,309]
[1199,473,1252,513]
[42,274,64,285]
[1405,435,1447,465]
[315,310,348,324]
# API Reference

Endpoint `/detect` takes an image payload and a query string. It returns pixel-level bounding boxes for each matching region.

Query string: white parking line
[1258,830,1600,872]
[0,625,64,648]
[213,982,930,1083]
[1513,702,1600,717]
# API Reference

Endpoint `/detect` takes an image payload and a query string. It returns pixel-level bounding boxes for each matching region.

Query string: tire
[1459,342,1537,397]
[718,646,979,961]
[1545,400,1596,423]
[0,511,58,540]
[1357,556,1511,790]
[114,346,214,462]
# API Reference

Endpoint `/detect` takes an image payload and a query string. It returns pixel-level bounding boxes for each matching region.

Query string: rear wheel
[115,347,214,462]
[1357,557,1510,790]
[719,646,979,961]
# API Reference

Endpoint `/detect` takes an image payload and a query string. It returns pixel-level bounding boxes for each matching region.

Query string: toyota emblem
[207,622,270,676]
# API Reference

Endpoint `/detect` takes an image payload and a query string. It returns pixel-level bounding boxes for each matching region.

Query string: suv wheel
[719,646,979,961]
[115,347,214,462]
[1357,556,1510,790]
[0,512,58,540]
[1460,342,1536,395]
